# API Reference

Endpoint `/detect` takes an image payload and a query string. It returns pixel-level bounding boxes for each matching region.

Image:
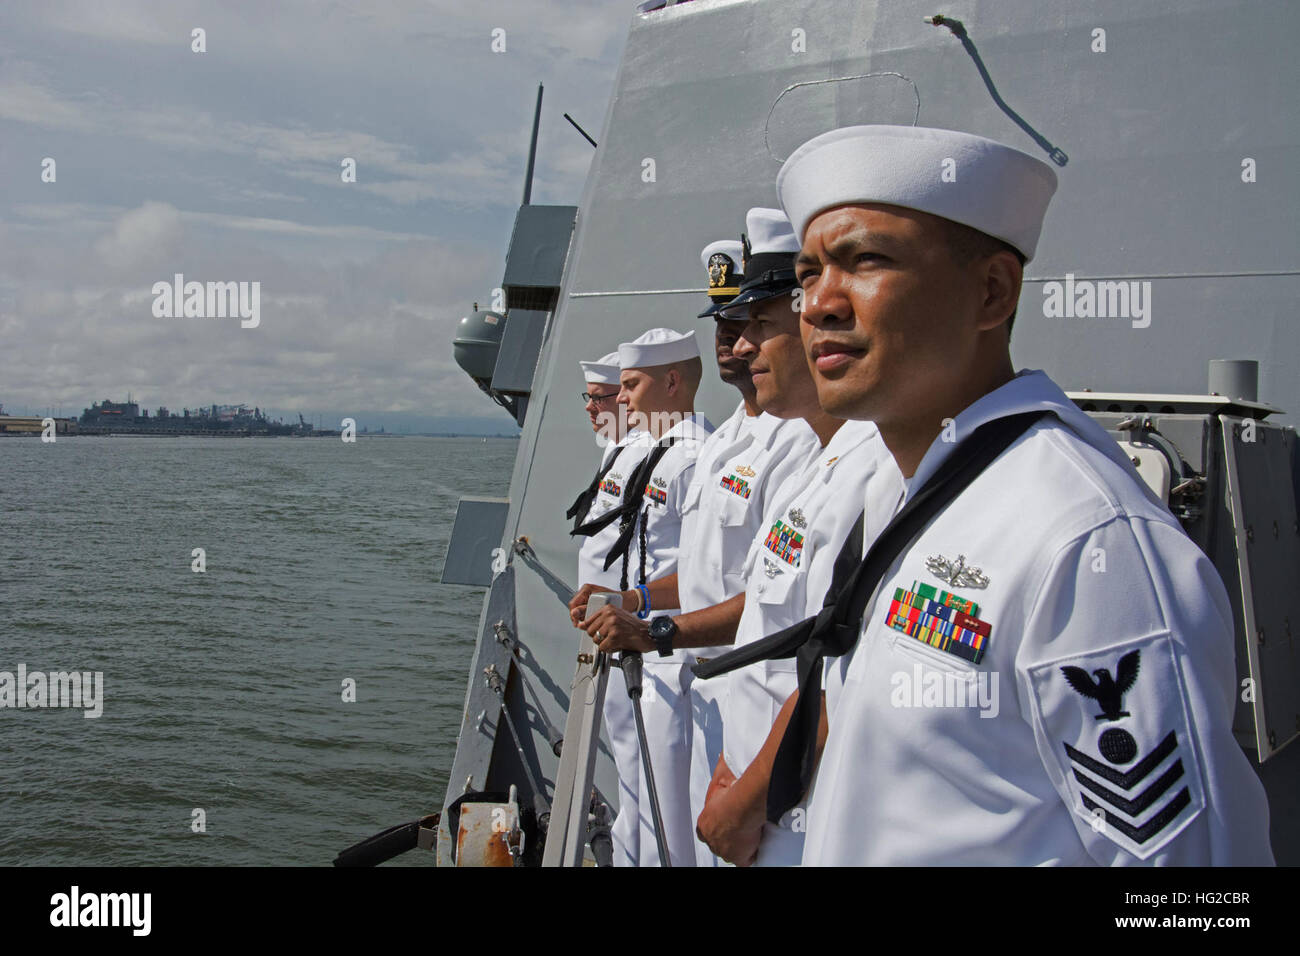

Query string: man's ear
[664,367,680,396]
[977,250,1023,333]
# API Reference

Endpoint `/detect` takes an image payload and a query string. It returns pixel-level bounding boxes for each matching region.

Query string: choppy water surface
[0,435,514,865]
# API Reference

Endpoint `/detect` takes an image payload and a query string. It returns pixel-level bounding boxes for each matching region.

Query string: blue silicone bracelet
[636,584,651,620]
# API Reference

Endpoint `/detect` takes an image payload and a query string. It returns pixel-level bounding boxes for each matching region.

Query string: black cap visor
[698,294,740,319]
[716,277,798,319]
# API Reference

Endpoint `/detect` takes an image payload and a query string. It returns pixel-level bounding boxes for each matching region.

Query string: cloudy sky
[0,0,632,431]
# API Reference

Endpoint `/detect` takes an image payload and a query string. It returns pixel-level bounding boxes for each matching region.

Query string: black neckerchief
[600,436,676,573]
[693,411,1046,822]
[569,436,676,548]
[566,444,625,534]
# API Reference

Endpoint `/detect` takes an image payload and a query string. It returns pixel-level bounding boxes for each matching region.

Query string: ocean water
[0,435,515,865]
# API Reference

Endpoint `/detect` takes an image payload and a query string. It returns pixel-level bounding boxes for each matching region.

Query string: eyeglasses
[581,391,619,404]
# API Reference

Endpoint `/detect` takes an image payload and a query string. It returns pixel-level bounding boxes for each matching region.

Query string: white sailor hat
[717,207,800,317]
[777,125,1058,260]
[698,239,745,318]
[618,328,700,370]
[579,351,621,385]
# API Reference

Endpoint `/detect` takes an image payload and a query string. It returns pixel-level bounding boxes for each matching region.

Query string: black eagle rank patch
[1026,632,1206,860]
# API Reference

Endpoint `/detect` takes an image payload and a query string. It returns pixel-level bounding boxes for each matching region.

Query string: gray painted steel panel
[436,564,521,863]
[439,0,1300,864]
[502,205,579,300]
[1220,419,1300,756]
[440,497,510,587]
[490,308,549,394]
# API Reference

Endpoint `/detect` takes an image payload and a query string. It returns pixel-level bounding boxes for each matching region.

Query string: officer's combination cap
[698,239,745,319]
[718,207,800,318]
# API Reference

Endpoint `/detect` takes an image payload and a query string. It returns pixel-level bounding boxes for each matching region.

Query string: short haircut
[943,219,1026,336]
[670,356,703,392]
[634,356,703,395]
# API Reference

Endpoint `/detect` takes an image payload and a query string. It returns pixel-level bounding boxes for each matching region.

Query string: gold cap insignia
[707,253,733,290]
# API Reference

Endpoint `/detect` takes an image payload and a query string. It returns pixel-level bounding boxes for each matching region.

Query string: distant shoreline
[0,431,520,439]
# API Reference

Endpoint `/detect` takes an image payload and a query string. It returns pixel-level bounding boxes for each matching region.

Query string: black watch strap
[651,617,676,657]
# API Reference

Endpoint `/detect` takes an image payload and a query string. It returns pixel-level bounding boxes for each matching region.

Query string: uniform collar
[658,411,714,444]
[814,419,878,484]
[718,400,758,447]
[616,427,651,449]
[748,411,788,451]
[905,369,1154,503]
[594,427,642,455]
[724,400,751,433]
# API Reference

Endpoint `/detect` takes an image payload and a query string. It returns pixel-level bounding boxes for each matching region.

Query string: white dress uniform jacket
[807,370,1274,866]
[607,412,713,867]
[718,419,900,865]
[676,400,757,614]
[679,406,821,865]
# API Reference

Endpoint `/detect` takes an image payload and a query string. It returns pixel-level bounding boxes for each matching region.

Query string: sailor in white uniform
[568,243,759,625]
[570,351,651,597]
[709,421,898,866]
[568,252,758,866]
[568,350,628,532]
[740,123,1272,865]
[692,210,898,867]
[567,351,658,870]
[573,328,713,866]
[678,225,822,865]
[676,224,822,613]
[694,237,761,453]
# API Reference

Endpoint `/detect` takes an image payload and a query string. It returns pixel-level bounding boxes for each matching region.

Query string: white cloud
[0,77,98,131]
[94,201,184,270]
[0,0,630,421]
[2,78,538,206]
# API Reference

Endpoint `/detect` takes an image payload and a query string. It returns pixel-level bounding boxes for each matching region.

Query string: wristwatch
[648,616,678,658]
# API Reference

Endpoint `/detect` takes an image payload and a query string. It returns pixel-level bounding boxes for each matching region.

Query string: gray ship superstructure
[402,0,1297,866]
